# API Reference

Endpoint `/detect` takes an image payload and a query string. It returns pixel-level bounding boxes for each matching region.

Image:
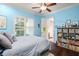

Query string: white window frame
[13,16,34,36]
[25,18,34,35]
[13,16,27,36]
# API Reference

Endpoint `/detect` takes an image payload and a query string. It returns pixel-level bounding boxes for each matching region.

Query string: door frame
[41,16,54,42]
[47,16,54,42]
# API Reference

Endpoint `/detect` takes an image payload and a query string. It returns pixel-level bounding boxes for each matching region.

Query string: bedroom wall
[43,5,79,42]
[0,4,41,36]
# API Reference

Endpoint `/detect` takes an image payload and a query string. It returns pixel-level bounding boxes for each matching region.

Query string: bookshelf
[57,27,79,52]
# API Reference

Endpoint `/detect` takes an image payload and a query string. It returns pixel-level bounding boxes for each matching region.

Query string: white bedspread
[2,35,50,56]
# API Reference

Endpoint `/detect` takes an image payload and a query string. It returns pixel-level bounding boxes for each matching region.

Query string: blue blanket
[2,35,50,56]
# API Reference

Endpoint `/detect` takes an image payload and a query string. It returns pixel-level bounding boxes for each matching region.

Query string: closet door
[14,16,27,36]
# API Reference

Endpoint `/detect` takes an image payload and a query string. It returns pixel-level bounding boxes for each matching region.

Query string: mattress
[2,35,50,56]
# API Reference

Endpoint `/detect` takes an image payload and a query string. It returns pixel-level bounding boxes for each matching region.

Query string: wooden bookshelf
[57,27,79,52]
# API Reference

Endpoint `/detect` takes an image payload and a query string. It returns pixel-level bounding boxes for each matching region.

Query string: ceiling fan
[32,3,56,13]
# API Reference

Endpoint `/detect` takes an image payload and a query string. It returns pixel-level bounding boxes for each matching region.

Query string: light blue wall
[1,4,79,39]
[0,4,41,36]
[34,16,41,36]
[43,5,79,42]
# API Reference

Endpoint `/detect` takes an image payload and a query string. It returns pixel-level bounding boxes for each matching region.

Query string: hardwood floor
[49,42,79,56]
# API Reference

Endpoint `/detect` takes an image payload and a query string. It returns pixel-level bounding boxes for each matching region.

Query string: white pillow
[3,32,16,44]
[0,34,12,49]
[3,32,14,44]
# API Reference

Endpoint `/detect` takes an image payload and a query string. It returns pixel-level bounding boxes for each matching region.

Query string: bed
[2,35,50,56]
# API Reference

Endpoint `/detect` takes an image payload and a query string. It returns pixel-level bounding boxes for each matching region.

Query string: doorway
[47,17,54,42]
[41,17,54,42]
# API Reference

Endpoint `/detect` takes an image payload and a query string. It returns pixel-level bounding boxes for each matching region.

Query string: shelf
[57,27,79,29]
[58,41,79,46]
[75,33,79,35]
[57,26,79,52]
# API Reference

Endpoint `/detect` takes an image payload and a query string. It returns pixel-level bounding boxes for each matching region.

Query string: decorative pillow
[0,34,12,49]
[11,34,16,42]
[3,32,14,44]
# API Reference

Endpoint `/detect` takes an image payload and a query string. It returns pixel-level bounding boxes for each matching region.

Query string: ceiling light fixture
[40,6,47,11]
[32,3,56,13]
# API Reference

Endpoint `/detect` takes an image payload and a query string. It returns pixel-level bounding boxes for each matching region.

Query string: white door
[47,17,54,42]
[41,17,54,42]
[41,17,48,39]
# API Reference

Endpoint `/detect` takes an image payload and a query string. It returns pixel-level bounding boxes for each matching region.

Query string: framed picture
[0,16,7,29]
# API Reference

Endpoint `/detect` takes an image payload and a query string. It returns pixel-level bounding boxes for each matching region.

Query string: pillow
[0,34,12,49]
[11,34,16,42]
[3,32,14,44]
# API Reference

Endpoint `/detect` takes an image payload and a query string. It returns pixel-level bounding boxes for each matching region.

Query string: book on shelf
[74,41,79,46]
[57,25,79,52]
[76,29,79,34]
[57,42,62,47]
[75,46,79,52]
[72,45,76,51]
[69,29,74,33]
[68,45,73,50]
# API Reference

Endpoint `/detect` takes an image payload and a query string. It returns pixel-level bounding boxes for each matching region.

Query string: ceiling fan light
[40,6,47,10]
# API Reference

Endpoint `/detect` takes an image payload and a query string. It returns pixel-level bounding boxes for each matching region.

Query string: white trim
[47,16,55,42]
[41,16,55,42]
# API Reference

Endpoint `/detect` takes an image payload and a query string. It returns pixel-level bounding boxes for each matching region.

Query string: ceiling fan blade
[44,3,47,6]
[39,10,42,13]
[46,8,51,12]
[32,7,40,9]
[47,3,56,7]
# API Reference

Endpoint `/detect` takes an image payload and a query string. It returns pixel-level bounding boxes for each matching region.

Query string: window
[14,16,26,36]
[25,18,34,35]
[14,16,34,36]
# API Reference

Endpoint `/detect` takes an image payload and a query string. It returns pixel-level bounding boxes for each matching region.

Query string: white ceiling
[4,3,79,16]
